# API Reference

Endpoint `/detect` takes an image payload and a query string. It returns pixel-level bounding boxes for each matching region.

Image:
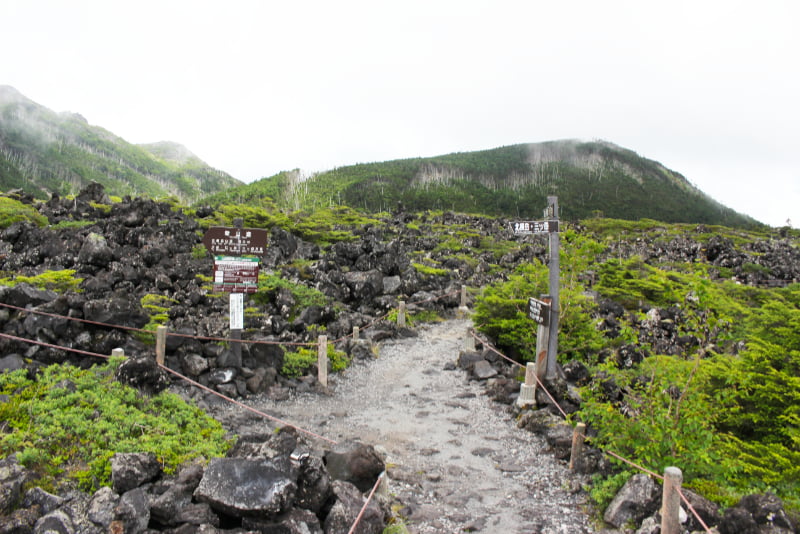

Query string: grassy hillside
[203,141,760,228]
[0,86,241,201]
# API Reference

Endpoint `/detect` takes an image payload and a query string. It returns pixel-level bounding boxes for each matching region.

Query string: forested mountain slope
[203,140,760,227]
[0,85,241,202]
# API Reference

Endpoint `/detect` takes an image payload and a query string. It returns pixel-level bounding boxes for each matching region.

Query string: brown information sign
[203,227,268,256]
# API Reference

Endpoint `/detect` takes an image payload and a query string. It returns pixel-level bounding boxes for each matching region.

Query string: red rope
[158,364,338,445]
[347,471,385,534]
[0,331,109,359]
[0,301,151,334]
[468,329,569,419]
[0,330,338,445]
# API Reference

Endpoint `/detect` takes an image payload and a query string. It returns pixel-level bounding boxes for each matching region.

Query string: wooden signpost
[202,220,268,365]
[513,197,560,407]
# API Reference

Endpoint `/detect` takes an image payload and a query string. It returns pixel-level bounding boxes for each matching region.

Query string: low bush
[0,358,231,492]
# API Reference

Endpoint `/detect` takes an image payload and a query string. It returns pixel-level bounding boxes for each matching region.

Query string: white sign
[229,293,244,330]
[512,220,559,235]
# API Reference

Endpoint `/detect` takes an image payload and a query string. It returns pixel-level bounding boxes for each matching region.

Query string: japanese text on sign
[528,297,551,326]
[213,256,260,293]
[203,227,268,256]
[512,220,559,235]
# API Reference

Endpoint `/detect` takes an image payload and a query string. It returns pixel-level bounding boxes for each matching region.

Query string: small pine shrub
[0,359,231,492]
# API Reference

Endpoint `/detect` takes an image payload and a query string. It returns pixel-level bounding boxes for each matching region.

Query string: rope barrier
[676,486,713,533]
[0,331,110,360]
[157,363,338,445]
[165,331,317,347]
[468,328,713,533]
[2,305,716,532]
[0,288,463,348]
[0,301,153,334]
[347,471,385,534]
[0,329,339,445]
[468,329,569,419]
[603,450,664,481]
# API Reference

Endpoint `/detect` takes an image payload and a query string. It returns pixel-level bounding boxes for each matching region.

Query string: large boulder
[78,232,115,267]
[0,455,28,515]
[343,270,384,302]
[603,473,660,528]
[0,283,57,308]
[115,355,171,396]
[323,441,385,493]
[111,452,162,494]
[194,458,297,518]
[82,297,149,328]
[719,492,795,534]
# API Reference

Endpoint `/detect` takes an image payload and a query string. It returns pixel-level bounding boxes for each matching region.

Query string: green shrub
[252,273,328,319]
[0,269,82,293]
[140,294,177,333]
[580,355,721,483]
[0,197,47,228]
[0,359,231,491]
[281,344,350,378]
[49,220,96,230]
[411,262,450,277]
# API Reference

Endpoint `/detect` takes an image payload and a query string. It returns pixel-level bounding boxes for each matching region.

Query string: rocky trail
[209,318,596,534]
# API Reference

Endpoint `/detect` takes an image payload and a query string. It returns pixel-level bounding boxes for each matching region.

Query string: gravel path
[220,318,596,533]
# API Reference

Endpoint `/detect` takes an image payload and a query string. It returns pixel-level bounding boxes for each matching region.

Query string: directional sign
[511,220,559,235]
[203,227,268,256]
[213,256,260,293]
[528,297,551,326]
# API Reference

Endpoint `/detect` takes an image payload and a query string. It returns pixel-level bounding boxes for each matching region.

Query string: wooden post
[457,285,469,318]
[352,326,360,340]
[464,329,475,351]
[318,335,328,388]
[516,362,537,408]
[397,301,406,327]
[534,296,551,381]
[155,325,167,366]
[569,423,586,471]
[661,466,683,534]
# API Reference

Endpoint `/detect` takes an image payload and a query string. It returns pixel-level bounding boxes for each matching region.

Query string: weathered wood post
[457,285,469,318]
[397,301,406,327]
[569,422,586,471]
[661,466,683,534]
[534,295,552,381]
[318,335,328,388]
[155,325,167,365]
[464,329,475,351]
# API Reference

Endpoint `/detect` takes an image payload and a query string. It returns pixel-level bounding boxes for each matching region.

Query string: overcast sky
[2,0,798,227]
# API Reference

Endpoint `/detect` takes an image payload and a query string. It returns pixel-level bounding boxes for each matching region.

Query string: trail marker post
[661,467,683,534]
[512,196,561,393]
[202,218,268,366]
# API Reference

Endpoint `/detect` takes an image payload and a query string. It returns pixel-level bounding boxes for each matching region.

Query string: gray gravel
[212,318,597,533]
